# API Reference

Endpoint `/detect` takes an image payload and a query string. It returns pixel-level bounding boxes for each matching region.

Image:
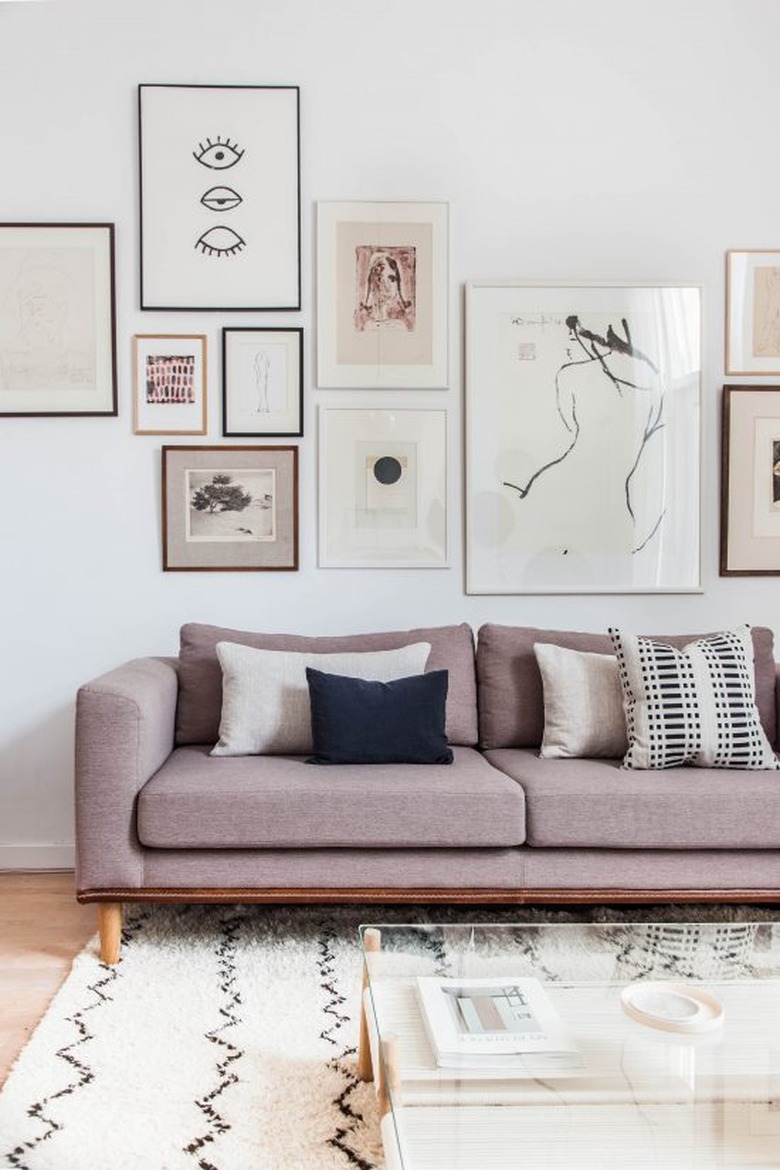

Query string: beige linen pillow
[534,642,628,759]
[211,640,431,756]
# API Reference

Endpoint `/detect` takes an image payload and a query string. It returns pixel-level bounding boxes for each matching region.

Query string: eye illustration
[192,136,244,170]
[200,186,243,212]
[195,226,246,256]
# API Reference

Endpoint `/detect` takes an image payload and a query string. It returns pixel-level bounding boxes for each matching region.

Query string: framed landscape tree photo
[0,222,117,417]
[316,201,449,388]
[162,445,298,571]
[465,281,702,594]
[139,84,301,310]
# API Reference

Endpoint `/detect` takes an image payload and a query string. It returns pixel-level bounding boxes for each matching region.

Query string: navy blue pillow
[305,667,454,765]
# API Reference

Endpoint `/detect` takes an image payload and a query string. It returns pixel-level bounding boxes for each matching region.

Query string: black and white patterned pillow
[608,625,780,770]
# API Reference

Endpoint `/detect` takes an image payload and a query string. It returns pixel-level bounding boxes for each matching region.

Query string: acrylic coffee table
[358,920,780,1170]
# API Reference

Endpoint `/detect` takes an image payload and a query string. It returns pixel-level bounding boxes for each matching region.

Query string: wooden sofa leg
[98,902,123,964]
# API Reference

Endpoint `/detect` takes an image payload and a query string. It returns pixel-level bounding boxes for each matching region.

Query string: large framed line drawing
[465,282,702,594]
[162,445,298,571]
[139,84,300,310]
[133,333,207,435]
[317,201,448,388]
[318,406,447,567]
[0,223,117,417]
[721,385,780,575]
[726,250,780,375]
[222,326,303,437]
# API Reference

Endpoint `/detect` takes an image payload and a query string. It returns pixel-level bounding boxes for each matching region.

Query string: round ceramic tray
[620,981,724,1033]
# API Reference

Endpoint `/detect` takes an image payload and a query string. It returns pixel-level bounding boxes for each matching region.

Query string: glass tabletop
[359,921,780,1170]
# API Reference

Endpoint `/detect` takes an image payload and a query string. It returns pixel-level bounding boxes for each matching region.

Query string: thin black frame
[138,84,301,311]
[0,222,117,417]
[222,326,304,437]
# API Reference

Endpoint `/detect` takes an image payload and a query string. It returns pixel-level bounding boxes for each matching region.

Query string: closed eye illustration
[200,186,243,212]
[195,226,246,256]
[192,136,244,170]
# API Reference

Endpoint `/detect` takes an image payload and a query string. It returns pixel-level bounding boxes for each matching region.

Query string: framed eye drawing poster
[222,327,303,437]
[139,84,300,310]
[162,445,298,571]
[0,222,117,417]
[318,406,447,567]
[133,334,207,435]
[316,201,448,388]
[465,282,702,594]
[726,250,780,375]
[721,385,780,575]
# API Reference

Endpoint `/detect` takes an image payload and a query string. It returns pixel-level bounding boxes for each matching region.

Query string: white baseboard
[0,844,75,870]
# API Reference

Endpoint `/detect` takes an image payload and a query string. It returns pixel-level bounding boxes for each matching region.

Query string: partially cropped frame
[0,222,117,417]
[726,250,780,375]
[222,327,303,437]
[721,385,780,575]
[133,334,207,435]
[162,444,298,571]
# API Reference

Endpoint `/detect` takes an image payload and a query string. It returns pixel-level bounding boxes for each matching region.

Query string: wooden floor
[0,871,96,1087]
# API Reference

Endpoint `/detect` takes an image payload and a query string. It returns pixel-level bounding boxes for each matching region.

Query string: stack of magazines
[416,976,583,1071]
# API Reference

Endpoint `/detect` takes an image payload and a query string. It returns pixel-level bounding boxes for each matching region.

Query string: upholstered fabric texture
[477,623,778,750]
[609,625,780,771]
[211,640,431,757]
[306,667,453,765]
[534,642,628,759]
[176,621,479,746]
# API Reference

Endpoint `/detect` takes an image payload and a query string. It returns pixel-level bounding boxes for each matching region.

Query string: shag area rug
[2,902,780,1170]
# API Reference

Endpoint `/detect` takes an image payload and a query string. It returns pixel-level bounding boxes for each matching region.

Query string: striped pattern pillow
[609,626,779,771]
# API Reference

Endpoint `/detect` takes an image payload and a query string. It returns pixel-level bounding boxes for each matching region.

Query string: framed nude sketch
[721,385,780,575]
[139,84,301,310]
[317,201,448,388]
[726,250,780,375]
[222,327,303,436]
[465,282,702,594]
[0,223,117,417]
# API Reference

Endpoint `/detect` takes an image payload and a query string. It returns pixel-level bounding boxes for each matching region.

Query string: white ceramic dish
[620,981,724,1033]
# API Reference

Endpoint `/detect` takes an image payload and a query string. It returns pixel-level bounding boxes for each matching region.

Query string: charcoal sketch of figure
[254,349,270,413]
[502,314,665,557]
[354,247,415,332]
[0,258,94,391]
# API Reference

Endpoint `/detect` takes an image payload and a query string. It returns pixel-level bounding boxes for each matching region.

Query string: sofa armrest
[75,656,179,891]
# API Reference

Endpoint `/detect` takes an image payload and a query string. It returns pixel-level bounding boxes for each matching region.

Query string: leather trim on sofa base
[77,886,780,905]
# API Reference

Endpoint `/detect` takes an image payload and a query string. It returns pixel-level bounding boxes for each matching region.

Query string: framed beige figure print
[721,385,780,575]
[133,334,207,434]
[316,201,448,388]
[726,250,780,375]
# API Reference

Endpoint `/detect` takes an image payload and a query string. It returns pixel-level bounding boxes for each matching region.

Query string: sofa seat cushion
[485,748,780,849]
[137,746,525,849]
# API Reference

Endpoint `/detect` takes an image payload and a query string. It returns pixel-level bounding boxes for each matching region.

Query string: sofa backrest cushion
[476,623,777,750]
[176,621,478,747]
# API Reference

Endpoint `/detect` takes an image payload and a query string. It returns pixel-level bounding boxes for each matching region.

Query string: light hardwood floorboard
[0,871,96,1087]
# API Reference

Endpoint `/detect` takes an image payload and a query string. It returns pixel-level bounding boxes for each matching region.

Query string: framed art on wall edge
[318,406,447,567]
[721,384,780,575]
[726,250,780,375]
[222,327,303,437]
[133,334,207,435]
[162,445,298,571]
[465,281,702,594]
[316,201,448,388]
[0,222,117,417]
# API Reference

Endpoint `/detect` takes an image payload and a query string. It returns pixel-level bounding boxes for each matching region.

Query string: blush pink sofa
[75,621,780,962]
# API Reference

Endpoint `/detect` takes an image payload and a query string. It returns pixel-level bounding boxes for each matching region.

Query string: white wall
[2,0,779,866]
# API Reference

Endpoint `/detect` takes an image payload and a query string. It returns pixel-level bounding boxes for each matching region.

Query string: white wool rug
[2,902,780,1170]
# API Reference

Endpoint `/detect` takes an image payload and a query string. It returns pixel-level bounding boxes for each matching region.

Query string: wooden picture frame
[162,444,298,571]
[222,327,303,437]
[0,222,117,417]
[726,250,780,375]
[721,384,780,575]
[133,334,207,435]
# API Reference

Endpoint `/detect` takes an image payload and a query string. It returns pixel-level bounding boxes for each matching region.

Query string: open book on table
[416,976,583,1071]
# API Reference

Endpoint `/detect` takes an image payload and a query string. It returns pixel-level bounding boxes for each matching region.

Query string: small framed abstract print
[133,334,207,435]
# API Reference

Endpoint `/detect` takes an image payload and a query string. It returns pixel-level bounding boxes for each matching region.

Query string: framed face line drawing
[222,327,303,437]
[0,222,117,417]
[465,281,702,594]
[317,201,449,388]
[139,84,301,310]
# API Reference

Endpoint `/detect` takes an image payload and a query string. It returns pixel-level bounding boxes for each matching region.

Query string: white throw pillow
[211,640,432,756]
[609,625,780,770]
[534,642,628,759]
